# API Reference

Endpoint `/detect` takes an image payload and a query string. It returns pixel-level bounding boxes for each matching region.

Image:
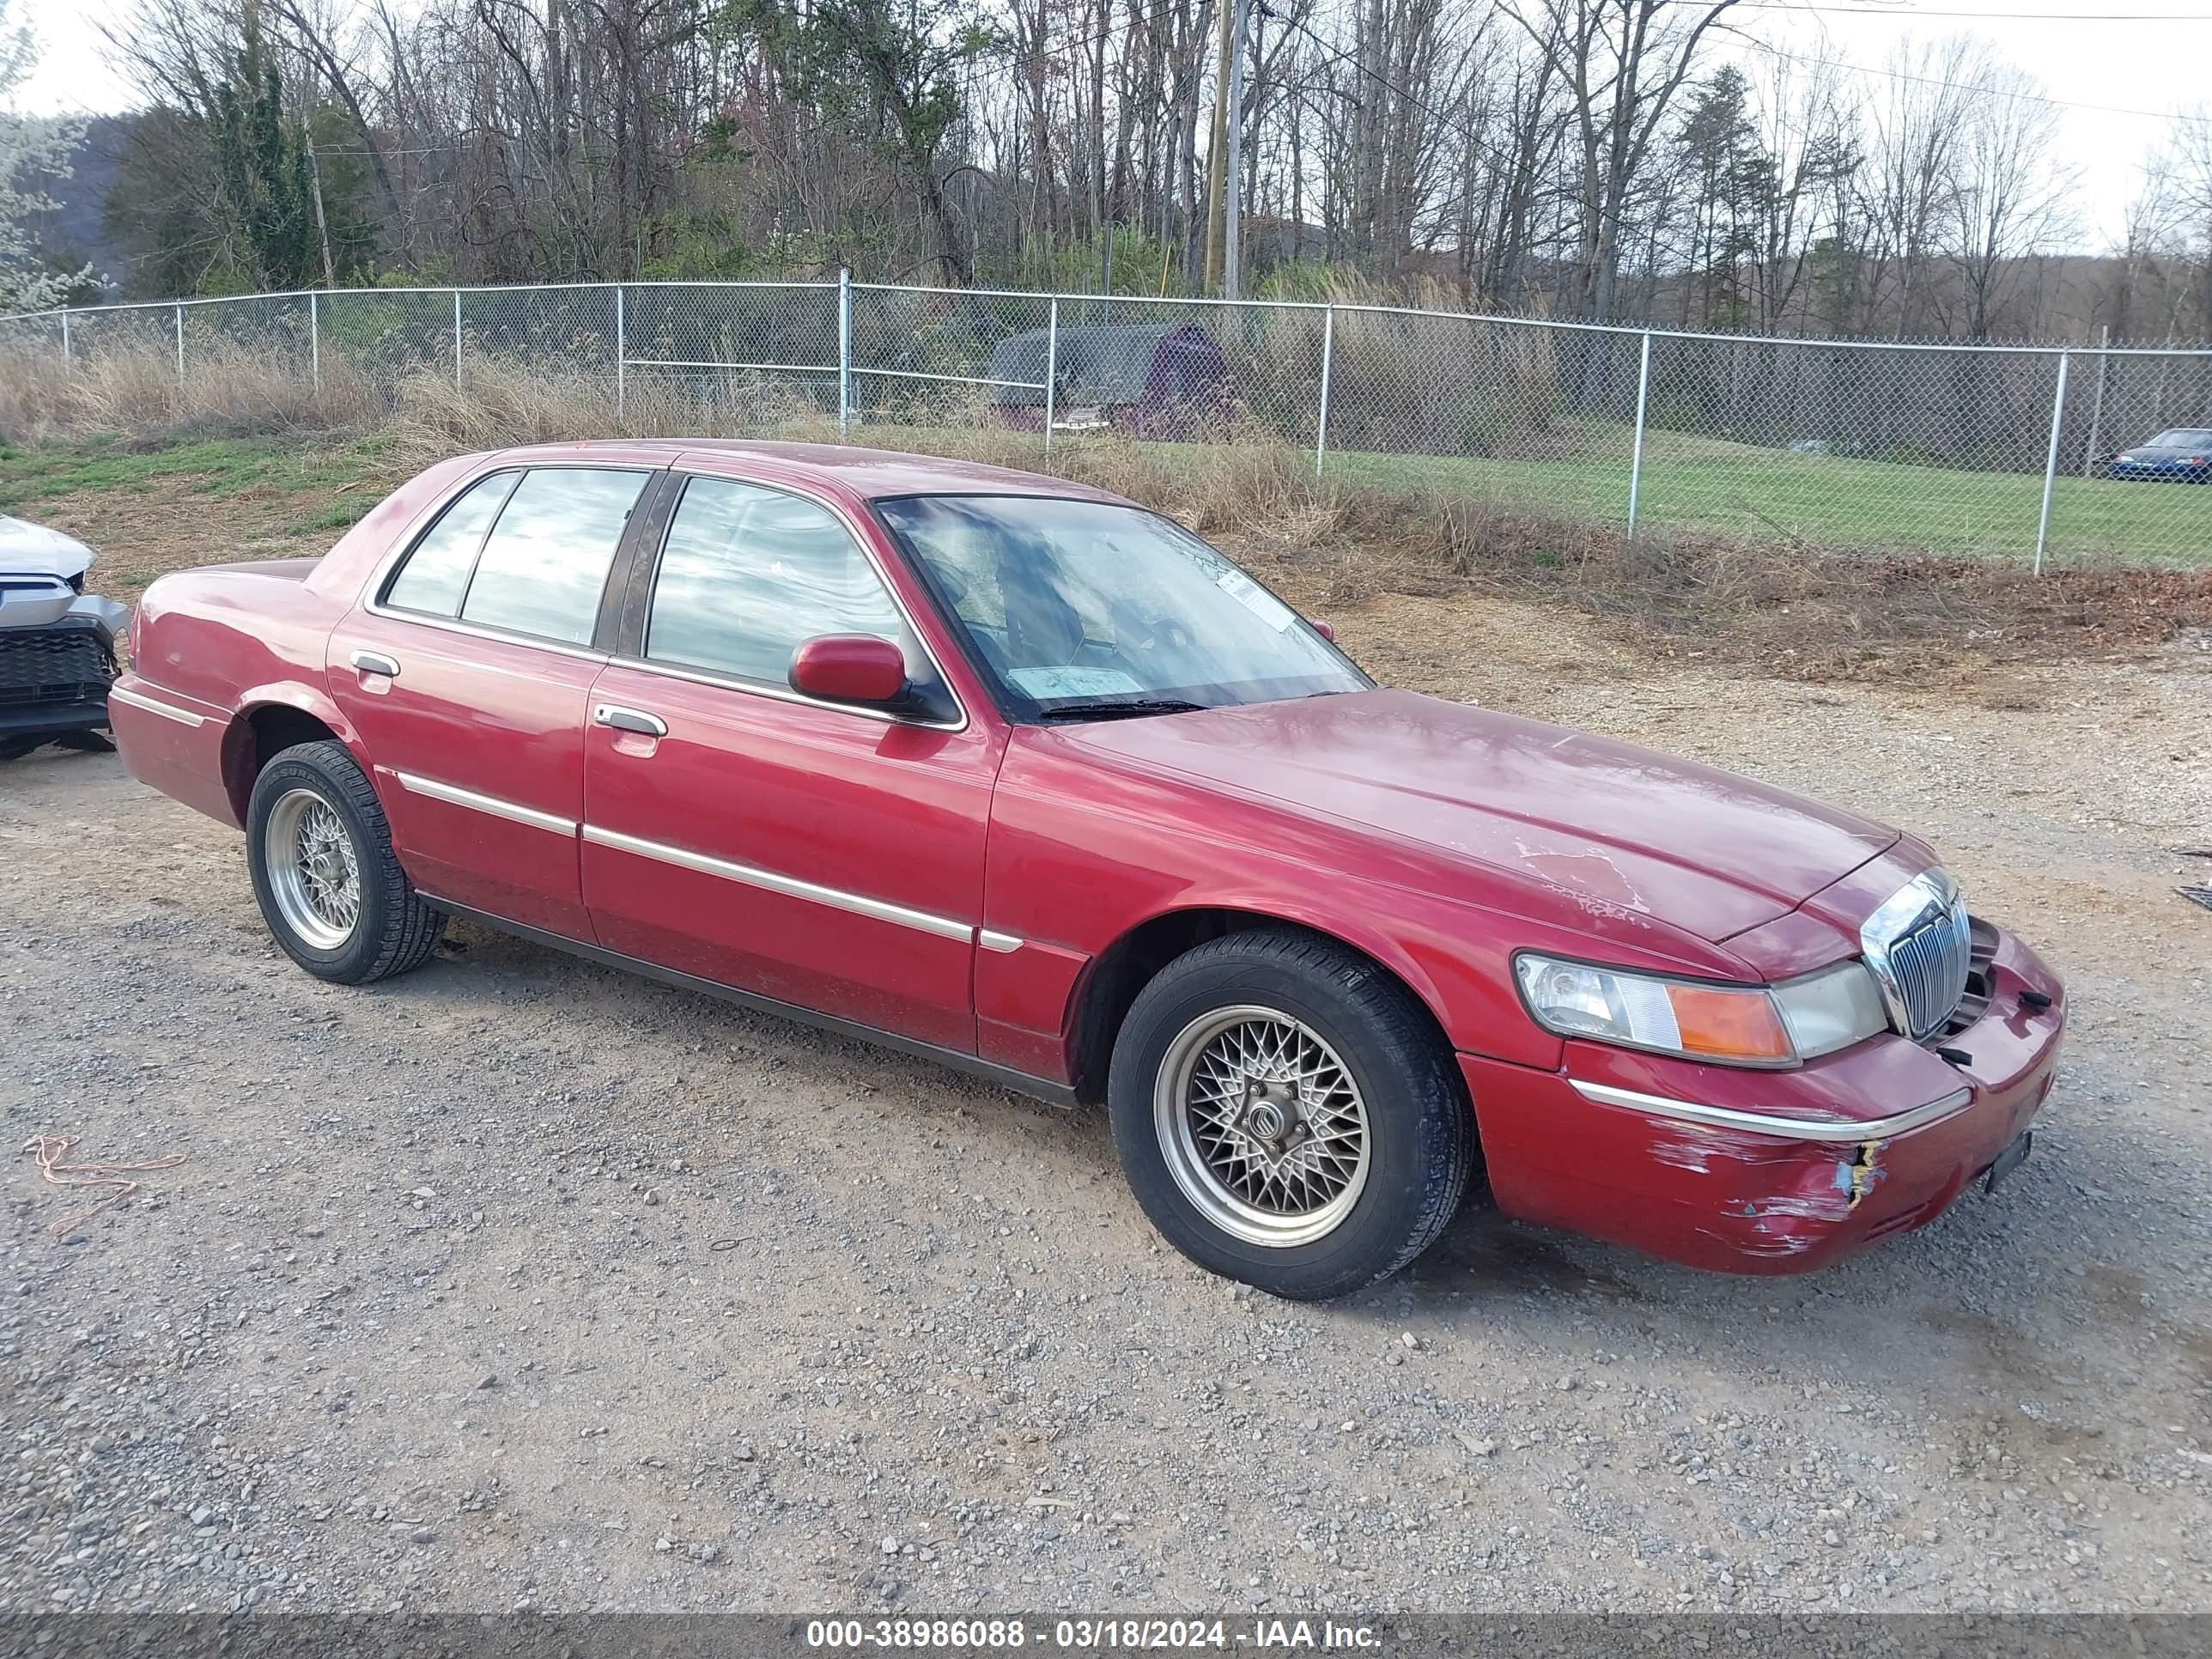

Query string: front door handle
[349,649,401,678]
[593,704,668,738]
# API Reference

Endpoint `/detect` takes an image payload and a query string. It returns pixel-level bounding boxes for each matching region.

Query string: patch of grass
[847,417,2210,568]
[285,497,376,534]
[1320,432,2212,569]
[0,432,392,511]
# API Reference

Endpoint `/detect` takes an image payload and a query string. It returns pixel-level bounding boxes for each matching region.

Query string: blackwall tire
[1107,929,1477,1300]
[245,738,445,985]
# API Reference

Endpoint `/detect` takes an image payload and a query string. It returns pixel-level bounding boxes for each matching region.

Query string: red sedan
[109,441,2064,1298]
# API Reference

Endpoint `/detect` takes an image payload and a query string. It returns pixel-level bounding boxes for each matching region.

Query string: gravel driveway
[3,596,2208,1619]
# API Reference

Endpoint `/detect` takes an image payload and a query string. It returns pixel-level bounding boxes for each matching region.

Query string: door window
[645,477,906,684]
[380,466,647,645]
[460,468,650,645]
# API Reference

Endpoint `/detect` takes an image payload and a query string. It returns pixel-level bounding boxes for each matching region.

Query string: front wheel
[245,738,445,984]
[1107,930,1477,1300]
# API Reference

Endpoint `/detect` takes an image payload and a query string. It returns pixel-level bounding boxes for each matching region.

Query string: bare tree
[1505,0,1740,322]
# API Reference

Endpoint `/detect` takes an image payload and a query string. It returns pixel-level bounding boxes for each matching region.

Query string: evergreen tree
[1674,66,1777,329]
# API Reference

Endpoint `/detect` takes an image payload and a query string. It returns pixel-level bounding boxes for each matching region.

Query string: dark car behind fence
[987,323,1231,437]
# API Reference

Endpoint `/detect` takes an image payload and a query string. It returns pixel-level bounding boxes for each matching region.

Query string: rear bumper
[108,672,242,826]
[1463,923,2065,1274]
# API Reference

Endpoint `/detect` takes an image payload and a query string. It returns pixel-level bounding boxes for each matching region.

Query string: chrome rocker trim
[1569,1079,1975,1144]
[392,770,578,836]
[108,684,208,727]
[581,824,973,943]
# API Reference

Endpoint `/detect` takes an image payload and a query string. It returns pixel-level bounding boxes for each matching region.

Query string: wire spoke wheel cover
[1154,1004,1370,1249]
[264,787,362,951]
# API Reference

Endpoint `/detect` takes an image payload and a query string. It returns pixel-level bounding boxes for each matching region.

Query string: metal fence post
[60,309,70,366]
[2081,325,2110,479]
[309,291,320,396]
[1043,298,1060,458]
[1626,331,1653,538]
[453,289,464,389]
[1315,305,1335,478]
[2034,351,2070,578]
[615,284,628,422]
[174,302,185,388]
[837,268,853,439]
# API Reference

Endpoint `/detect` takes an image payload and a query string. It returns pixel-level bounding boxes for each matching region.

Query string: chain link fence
[8,279,2211,570]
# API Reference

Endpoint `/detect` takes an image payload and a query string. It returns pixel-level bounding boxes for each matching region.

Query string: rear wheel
[246,739,444,984]
[1107,929,1476,1300]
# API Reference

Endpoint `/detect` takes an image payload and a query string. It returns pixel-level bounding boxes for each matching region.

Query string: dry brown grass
[0,342,386,444]
[4,343,2203,681]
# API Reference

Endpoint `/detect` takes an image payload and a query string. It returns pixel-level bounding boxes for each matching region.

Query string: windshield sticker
[1007,665,1145,700]
[1216,568,1297,631]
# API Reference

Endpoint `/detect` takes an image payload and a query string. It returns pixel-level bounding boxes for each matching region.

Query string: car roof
[483,437,1136,507]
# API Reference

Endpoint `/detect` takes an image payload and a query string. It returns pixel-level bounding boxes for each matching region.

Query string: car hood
[1052,689,1900,943]
[0,515,94,579]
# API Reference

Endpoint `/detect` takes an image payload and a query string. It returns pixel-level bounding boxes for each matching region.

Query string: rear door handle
[349,649,401,678]
[593,704,668,738]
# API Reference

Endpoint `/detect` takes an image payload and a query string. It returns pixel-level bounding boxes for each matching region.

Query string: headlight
[1514,953,1887,1067]
[1770,959,1890,1058]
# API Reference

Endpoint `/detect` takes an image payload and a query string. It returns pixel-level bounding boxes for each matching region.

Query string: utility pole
[1201,0,1235,294]
[305,127,337,289]
[1223,0,1249,300]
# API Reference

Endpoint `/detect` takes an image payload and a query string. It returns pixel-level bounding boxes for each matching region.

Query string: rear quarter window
[382,471,518,617]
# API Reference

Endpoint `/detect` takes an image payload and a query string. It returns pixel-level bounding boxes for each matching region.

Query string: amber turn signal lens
[1663,983,1794,1062]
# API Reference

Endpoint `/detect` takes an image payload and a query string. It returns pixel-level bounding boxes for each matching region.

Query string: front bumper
[0,609,120,743]
[1462,922,2064,1273]
[2109,461,2209,483]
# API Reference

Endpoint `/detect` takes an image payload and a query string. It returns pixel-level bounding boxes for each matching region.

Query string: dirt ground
[2,519,2209,1616]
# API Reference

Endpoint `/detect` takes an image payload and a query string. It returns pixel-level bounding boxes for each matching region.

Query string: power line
[1731,33,2210,125]
[1738,3,2212,17]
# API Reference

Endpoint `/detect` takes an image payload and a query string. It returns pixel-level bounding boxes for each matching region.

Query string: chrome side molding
[108,684,208,727]
[392,770,578,836]
[581,823,974,942]
[1568,1079,1974,1143]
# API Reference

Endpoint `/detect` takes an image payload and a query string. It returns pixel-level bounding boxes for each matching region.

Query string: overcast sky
[15,1,2212,248]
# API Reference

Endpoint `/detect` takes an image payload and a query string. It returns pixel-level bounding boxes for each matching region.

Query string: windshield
[877,495,1369,720]
[2148,429,2212,448]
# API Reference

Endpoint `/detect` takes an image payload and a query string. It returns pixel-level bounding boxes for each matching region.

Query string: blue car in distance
[2105,427,2212,482]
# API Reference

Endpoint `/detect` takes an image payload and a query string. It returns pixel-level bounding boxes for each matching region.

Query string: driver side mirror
[1309,619,1336,643]
[789,635,909,707]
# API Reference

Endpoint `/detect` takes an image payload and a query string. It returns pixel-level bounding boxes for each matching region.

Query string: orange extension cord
[21,1134,186,1236]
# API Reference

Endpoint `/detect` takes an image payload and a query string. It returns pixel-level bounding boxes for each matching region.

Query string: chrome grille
[1859,870,1974,1043]
[1889,898,1972,1041]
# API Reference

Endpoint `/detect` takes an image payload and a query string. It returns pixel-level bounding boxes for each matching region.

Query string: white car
[0,515,126,760]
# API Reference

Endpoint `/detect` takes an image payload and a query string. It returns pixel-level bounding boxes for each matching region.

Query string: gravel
[2,601,2207,1615]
